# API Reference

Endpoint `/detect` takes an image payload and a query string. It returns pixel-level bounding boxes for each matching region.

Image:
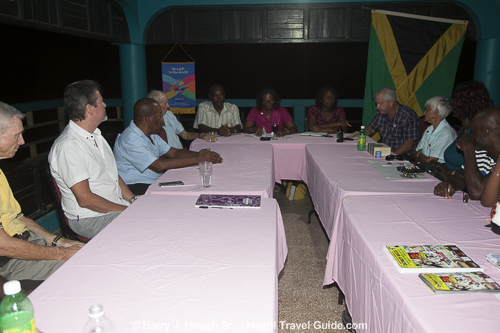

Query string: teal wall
[115,0,500,122]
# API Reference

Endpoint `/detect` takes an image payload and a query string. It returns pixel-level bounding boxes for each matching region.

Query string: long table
[334,195,500,333]
[148,143,275,198]
[191,133,359,183]
[31,195,286,333]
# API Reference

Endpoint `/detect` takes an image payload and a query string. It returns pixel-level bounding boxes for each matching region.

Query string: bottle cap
[361,126,365,129]
[88,304,105,319]
[3,280,21,295]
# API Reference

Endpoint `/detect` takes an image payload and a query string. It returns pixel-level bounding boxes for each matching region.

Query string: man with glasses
[365,86,420,155]
[147,90,208,149]
[0,102,83,282]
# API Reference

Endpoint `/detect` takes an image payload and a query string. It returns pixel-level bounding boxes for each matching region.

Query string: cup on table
[199,161,213,187]
[209,132,217,142]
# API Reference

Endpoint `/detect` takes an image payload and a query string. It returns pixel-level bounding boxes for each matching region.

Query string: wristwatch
[129,195,140,204]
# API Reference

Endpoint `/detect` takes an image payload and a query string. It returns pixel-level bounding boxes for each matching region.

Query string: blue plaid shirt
[369,104,420,153]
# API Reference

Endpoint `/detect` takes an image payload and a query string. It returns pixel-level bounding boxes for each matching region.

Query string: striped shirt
[193,101,242,129]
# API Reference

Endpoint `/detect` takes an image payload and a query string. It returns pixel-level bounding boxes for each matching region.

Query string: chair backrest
[47,168,90,243]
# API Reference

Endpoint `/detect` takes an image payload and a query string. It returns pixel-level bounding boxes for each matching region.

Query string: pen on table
[198,206,233,209]
[346,121,352,127]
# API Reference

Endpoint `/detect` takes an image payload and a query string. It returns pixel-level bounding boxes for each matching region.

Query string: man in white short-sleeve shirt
[49,80,136,239]
[193,84,242,136]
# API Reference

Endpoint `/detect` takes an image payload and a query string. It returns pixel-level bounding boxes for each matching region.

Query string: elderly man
[147,90,208,149]
[193,84,242,136]
[413,96,456,163]
[434,107,498,200]
[365,86,420,155]
[114,98,223,195]
[49,80,136,239]
[0,102,83,281]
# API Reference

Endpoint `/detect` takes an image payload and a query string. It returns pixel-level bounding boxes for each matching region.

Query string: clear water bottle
[357,126,366,151]
[336,125,344,142]
[82,304,116,333]
[0,280,36,333]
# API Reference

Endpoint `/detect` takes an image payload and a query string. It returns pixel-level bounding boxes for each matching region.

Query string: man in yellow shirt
[0,102,83,281]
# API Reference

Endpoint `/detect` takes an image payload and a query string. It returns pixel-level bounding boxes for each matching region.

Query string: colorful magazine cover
[486,254,500,271]
[419,272,500,293]
[384,245,483,273]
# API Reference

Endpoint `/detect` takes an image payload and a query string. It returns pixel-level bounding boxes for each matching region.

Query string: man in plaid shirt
[366,87,420,155]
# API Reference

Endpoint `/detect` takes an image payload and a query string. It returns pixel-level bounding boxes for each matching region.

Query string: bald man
[114,98,223,195]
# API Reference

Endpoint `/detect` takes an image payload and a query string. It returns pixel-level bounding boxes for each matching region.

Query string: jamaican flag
[362,10,468,125]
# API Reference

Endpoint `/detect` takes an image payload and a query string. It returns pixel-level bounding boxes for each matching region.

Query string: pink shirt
[246,107,293,133]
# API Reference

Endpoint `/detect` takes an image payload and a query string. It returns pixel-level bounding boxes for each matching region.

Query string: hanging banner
[161,62,196,114]
[362,10,467,125]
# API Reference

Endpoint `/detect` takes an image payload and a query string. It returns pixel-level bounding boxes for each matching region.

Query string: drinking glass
[199,161,213,187]
[271,123,279,140]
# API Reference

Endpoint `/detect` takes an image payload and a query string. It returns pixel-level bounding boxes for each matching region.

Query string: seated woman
[413,96,456,163]
[443,81,493,170]
[243,88,298,137]
[433,81,495,199]
[307,86,347,133]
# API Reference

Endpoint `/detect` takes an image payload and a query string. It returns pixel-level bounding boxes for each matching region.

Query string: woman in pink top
[243,88,298,137]
[307,86,347,133]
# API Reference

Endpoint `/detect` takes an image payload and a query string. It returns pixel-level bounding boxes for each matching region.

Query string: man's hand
[456,133,475,151]
[59,243,84,260]
[200,133,210,141]
[434,181,456,199]
[197,149,223,164]
[218,124,231,137]
[57,238,84,248]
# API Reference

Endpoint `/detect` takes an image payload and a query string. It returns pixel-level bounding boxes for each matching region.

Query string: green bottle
[0,280,36,333]
[357,126,366,151]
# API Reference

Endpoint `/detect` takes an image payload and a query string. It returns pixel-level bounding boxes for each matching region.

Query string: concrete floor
[275,185,352,333]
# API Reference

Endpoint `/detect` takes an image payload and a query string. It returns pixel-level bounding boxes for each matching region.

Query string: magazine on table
[384,245,483,273]
[486,254,500,271]
[195,194,261,209]
[419,272,500,293]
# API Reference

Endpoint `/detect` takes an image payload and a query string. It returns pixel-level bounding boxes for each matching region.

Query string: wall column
[474,38,500,106]
[119,43,148,126]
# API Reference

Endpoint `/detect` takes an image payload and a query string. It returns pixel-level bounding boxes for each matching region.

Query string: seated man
[49,80,136,239]
[434,107,498,200]
[365,86,420,155]
[413,96,456,163]
[114,98,223,195]
[0,102,83,281]
[147,90,208,149]
[193,84,242,136]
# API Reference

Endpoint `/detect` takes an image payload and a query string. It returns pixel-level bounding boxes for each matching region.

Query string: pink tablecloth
[191,134,359,183]
[302,144,438,240]
[331,195,498,333]
[30,195,287,333]
[148,143,274,198]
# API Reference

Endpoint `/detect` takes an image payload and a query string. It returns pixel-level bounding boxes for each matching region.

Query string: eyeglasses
[385,155,404,161]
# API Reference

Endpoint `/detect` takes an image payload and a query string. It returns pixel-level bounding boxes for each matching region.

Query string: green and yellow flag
[362,10,468,125]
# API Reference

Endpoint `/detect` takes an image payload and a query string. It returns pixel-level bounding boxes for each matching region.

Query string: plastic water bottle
[82,304,116,333]
[357,126,366,151]
[336,125,344,142]
[0,280,36,333]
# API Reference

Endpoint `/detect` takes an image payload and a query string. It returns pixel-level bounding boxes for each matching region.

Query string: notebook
[195,194,262,209]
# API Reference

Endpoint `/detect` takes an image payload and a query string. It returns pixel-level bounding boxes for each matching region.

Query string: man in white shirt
[49,80,136,239]
[147,90,207,149]
[193,84,242,136]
